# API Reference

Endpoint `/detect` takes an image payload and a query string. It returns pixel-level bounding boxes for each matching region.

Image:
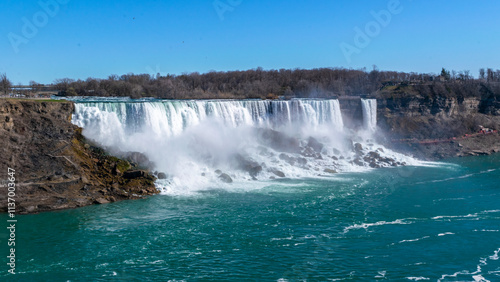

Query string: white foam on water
[374,270,386,279]
[483,210,500,213]
[437,232,455,236]
[270,236,294,241]
[396,236,431,244]
[438,248,500,282]
[343,219,413,233]
[406,277,430,281]
[433,210,500,222]
[418,168,499,185]
[434,197,466,202]
[473,275,490,282]
[490,248,500,260]
[433,214,475,220]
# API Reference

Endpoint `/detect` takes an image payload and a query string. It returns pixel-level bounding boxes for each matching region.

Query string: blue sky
[1,0,499,84]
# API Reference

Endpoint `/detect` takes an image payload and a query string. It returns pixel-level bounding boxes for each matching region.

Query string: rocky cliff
[375,94,500,159]
[0,99,158,214]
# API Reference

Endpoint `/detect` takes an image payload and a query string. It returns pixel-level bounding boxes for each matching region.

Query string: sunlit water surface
[1,154,499,281]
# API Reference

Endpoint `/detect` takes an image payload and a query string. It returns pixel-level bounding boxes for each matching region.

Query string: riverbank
[0,99,158,214]
[389,131,500,160]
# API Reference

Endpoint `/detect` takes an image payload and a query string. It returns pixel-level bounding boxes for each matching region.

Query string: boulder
[123,151,153,168]
[269,168,285,177]
[353,143,363,154]
[352,157,364,166]
[157,172,167,179]
[234,154,263,177]
[307,137,324,153]
[219,173,233,183]
[249,165,263,177]
[323,168,337,174]
[123,170,148,179]
[367,151,381,159]
[95,198,110,204]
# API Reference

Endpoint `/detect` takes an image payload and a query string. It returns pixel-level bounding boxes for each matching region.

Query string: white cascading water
[73,99,344,143]
[71,97,419,195]
[361,99,377,132]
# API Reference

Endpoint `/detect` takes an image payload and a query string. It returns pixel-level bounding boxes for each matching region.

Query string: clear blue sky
[1,0,499,84]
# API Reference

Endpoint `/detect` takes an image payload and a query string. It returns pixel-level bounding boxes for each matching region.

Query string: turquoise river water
[1,154,499,281]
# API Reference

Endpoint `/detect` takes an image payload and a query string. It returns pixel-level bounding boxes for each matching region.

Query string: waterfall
[70,97,418,194]
[72,99,345,141]
[361,99,377,132]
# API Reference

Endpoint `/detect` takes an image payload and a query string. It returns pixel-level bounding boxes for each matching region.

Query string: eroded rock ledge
[0,99,158,214]
[375,95,500,160]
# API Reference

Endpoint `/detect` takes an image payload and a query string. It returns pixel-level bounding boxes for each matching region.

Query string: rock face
[374,94,500,160]
[0,99,158,214]
[377,96,500,139]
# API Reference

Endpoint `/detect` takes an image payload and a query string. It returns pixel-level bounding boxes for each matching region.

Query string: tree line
[2,67,500,99]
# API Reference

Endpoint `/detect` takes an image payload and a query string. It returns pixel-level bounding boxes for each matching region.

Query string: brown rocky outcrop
[0,99,158,214]
[374,94,500,160]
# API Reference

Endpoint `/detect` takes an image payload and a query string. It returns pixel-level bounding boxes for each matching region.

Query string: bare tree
[479,68,485,80]
[487,68,494,82]
[29,80,45,97]
[1,73,12,96]
[53,78,75,92]
[47,67,500,100]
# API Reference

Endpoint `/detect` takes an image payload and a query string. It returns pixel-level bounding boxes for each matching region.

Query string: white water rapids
[70,98,419,194]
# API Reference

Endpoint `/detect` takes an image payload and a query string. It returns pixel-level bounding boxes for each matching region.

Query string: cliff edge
[0,99,158,214]
[376,93,500,159]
